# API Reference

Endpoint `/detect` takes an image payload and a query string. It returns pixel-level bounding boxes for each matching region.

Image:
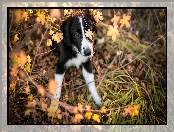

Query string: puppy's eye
[75,32,79,36]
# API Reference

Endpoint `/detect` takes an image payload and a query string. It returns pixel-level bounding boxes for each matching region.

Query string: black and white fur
[51,10,102,105]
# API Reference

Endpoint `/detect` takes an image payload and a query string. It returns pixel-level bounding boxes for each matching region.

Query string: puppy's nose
[83,47,91,56]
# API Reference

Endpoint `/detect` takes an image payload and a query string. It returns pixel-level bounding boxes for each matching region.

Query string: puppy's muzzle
[83,47,91,56]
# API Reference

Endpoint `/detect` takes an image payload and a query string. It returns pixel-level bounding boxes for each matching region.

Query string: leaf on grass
[85,104,91,111]
[92,114,100,123]
[48,79,58,94]
[100,106,106,114]
[120,14,131,28]
[85,111,92,120]
[73,113,84,123]
[26,100,37,108]
[121,105,139,117]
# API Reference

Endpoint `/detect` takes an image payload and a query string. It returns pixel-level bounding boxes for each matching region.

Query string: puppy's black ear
[84,9,98,34]
[60,17,72,45]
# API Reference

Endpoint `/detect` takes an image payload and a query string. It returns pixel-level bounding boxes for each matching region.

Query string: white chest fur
[65,53,89,69]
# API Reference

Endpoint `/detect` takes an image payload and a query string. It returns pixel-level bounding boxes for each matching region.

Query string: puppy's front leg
[54,61,65,100]
[82,60,102,105]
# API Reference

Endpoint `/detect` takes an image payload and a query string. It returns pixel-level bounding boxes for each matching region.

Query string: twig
[13,23,40,53]
[30,27,49,75]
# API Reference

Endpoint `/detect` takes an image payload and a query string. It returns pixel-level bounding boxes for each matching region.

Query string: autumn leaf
[120,14,131,28]
[56,109,62,119]
[47,39,52,46]
[111,15,120,26]
[48,79,58,94]
[77,103,83,113]
[14,34,19,42]
[85,111,93,120]
[27,55,31,64]
[94,11,103,23]
[85,29,94,40]
[47,106,56,117]
[38,86,45,96]
[51,100,58,107]
[10,82,16,91]
[73,113,84,123]
[49,29,54,35]
[28,94,33,101]
[85,104,91,111]
[24,63,31,72]
[25,85,30,94]
[25,109,31,116]
[36,12,45,25]
[131,105,139,117]
[100,106,106,114]
[26,100,37,108]
[52,32,63,43]
[122,105,139,117]
[107,25,120,42]
[41,102,47,112]
[92,114,100,123]
[73,106,78,114]
[19,51,27,67]
[64,9,69,16]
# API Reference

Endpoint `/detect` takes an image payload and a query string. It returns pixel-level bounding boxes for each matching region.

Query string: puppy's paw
[93,95,102,106]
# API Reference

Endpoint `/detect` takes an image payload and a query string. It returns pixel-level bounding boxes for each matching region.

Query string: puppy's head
[60,10,98,57]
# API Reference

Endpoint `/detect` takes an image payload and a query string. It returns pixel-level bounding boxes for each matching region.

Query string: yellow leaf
[73,113,84,123]
[25,85,30,94]
[10,82,16,91]
[47,106,56,117]
[41,102,47,112]
[94,11,103,23]
[111,15,120,26]
[27,55,31,64]
[47,39,52,46]
[19,51,27,67]
[48,79,58,94]
[85,111,93,120]
[85,29,94,40]
[100,106,106,114]
[38,86,45,96]
[28,94,33,101]
[25,109,31,116]
[24,63,31,72]
[120,14,131,28]
[64,9,69,16]
[52,32,63,43]
[92,114,100,123]
[49,29,54,35]
[51,100,58,107]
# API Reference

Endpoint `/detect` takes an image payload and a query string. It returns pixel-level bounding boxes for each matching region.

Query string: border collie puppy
[51,10,102,105]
